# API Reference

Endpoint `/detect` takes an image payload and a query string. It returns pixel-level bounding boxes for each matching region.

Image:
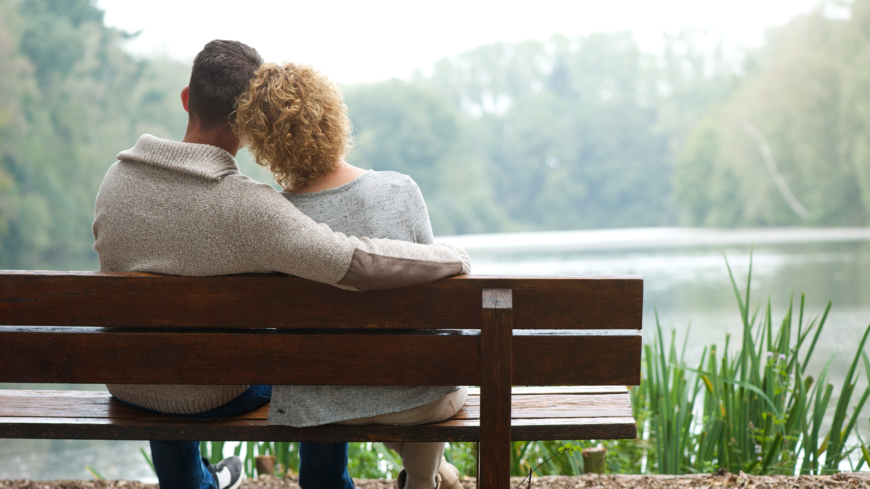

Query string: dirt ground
[4,472,870,489]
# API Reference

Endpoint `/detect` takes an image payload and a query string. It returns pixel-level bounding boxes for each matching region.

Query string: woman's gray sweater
[267,171,459,427]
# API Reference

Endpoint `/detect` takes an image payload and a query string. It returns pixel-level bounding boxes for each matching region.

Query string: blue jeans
[124,386,353,489]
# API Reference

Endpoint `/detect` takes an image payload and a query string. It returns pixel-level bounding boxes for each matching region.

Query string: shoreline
[438,226,870,253]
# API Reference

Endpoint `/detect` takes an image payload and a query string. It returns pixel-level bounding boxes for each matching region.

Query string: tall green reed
[640,253,870,475]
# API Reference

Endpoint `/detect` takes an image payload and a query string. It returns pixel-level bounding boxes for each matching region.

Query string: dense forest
[0,0,868,270]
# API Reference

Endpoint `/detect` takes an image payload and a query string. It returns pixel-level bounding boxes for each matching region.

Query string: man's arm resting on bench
[239,185,471,291]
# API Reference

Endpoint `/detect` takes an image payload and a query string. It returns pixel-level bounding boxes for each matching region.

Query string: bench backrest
[0,271,643,387]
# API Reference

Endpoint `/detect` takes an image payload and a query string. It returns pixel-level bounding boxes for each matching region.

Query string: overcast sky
[96,0,828,84]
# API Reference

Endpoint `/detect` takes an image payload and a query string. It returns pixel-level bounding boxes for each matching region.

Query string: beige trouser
[336,386,469,489]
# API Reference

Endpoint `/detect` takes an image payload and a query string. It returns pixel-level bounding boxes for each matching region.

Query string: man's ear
[181,86,190,113]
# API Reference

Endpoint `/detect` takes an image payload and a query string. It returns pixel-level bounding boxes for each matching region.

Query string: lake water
[2,227,870,481]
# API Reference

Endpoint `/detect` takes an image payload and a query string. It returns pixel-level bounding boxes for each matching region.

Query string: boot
[394,458,460,489]
[394,468,444,489]
[437,458,461,489]
[395,468,407,489]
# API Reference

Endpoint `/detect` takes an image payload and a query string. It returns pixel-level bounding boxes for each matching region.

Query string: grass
[187,252,870,479]
[632,252,870,475]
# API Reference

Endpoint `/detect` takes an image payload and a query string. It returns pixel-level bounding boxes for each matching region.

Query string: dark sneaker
[205,456,245,489]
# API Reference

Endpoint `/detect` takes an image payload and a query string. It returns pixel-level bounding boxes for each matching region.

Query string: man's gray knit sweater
[93,135,471,415]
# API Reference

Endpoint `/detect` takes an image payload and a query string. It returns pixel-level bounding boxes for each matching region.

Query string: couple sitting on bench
[93,40,472,489]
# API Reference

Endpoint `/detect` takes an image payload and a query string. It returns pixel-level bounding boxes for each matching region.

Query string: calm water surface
[2,228,869,481]
[468,238,870,379]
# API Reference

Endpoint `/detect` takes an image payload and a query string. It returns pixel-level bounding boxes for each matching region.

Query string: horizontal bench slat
[0,390,637,442]
[511,418,638,441]
[466,386,628,395]
[514,330,642,386]
[455,395,633,419]
[0,417,638,442]
[0,328,640,386]
[0,327,480,386]
[0,390,633,419]
[0,272,642,330]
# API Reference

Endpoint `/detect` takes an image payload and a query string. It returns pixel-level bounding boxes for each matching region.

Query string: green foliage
[633,253,870,475]
[0,2,739,269]
[674,0,870,226]
[344,80,510,235]
[343,442,399,479]
[198,441,398,480]
[418,32,707,231]
[140,447,155,475]
[85,465,104,480]
[0,0,190,269]
[513,442,584,488]
[443,442,477,477]
[8,0,870,270]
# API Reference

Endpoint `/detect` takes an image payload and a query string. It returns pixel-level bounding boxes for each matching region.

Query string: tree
[0,0,189,269]
[343,79,510,235]
[674,1,870,226]
[424,33,690,230]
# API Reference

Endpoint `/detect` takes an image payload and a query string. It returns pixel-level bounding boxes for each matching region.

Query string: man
[92,40,470,489]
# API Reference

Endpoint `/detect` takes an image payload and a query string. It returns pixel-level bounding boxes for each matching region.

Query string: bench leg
[479,290,512,489]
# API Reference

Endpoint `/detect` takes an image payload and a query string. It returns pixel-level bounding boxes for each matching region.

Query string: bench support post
[479,289,512,489]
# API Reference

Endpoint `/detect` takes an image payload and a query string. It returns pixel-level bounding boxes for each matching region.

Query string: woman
[234,62,467,489]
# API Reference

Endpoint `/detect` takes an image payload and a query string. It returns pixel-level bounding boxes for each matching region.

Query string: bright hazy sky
[96,0,828,84]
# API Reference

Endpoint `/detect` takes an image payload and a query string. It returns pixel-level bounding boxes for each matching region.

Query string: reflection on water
[2,229,870,481]
[0,384,157,482]
[0,440,152,482]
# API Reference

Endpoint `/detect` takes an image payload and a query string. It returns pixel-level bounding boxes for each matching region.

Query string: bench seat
[0,387,636,442]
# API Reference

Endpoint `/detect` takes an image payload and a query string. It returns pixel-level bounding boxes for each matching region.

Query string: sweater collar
[117,134,239,181]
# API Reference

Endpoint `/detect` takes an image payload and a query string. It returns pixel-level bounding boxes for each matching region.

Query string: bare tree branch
[743,122,810,219]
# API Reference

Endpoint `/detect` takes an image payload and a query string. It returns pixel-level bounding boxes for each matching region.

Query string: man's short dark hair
[188,40,263,130]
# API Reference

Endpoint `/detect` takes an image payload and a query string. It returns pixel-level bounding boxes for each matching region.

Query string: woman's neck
[284,159,367,194]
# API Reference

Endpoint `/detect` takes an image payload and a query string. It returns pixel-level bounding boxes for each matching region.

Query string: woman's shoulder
[354,170,422,198]
[356,170,432,243]
[359,170,417,188]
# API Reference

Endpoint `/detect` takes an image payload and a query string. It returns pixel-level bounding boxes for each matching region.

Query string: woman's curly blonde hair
[233,62,353,189]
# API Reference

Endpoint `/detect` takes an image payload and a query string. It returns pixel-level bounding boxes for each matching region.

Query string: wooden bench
[0,271,643,488]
